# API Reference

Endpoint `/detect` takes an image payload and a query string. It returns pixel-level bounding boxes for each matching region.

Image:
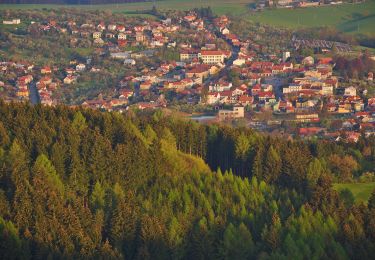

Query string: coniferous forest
[0,101,375,259]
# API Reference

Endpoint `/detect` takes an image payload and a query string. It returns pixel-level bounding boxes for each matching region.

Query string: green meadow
[0,0,374,34]
[248,0,375,35]
[334,182,375,203]
[0,0,251,16]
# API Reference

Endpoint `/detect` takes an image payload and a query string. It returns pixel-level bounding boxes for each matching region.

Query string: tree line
[0,101,374,259]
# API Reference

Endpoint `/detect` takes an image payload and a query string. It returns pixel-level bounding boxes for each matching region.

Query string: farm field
[248,0,375,35]
[334,182,375,204]
[1,0,374,35]
[0,0,251,16]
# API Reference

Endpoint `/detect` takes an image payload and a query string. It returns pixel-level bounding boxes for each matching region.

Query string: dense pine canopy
[0,101,374,259]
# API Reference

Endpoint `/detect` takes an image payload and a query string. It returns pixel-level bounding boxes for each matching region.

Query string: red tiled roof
[200,50,224,56]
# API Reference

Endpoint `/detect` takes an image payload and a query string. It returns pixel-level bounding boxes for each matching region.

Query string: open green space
[333,182,375,203]
[248,1,375,35]
[1,0,374,35]
[0,0,251,16]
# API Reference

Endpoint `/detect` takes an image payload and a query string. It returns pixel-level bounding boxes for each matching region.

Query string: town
[1,7,374,142]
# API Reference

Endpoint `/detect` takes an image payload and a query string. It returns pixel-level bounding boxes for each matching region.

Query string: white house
[93,32,102,39]
[124,59,136,65]
[233,58,246,66]
[118,33,127,40]
[221,27,230,35]
[344,86,357,97]
[76,64,86,71]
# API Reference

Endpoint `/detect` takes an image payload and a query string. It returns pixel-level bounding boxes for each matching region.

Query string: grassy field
[0,0,374,34]
[334,182,375,204]
[248,1,375,35]
[0,0,252,16]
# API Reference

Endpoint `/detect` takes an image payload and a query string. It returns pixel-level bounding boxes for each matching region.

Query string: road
[28,82,40,104]
[203,30,240,87]
[264,77,286,101]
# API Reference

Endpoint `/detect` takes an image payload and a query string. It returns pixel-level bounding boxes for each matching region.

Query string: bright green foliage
[235,134,250,161]
[263,145,281,183]
[307,158,324,187]
[71,111,87,133]
[91,181,105,211]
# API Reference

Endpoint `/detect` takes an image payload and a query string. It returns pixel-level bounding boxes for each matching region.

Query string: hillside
[0,0,147,4]
[0,102,375,259]
[248,1,375,35]
[0,0,252,16]
[2,0,374,35]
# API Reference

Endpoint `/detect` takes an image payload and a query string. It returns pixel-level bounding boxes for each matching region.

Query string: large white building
[218,106,245,120]
[283,84,302,94]
[3,19,21,25]
[199,50,225,65]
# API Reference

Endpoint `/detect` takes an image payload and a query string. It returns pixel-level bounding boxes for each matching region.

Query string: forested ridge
[0,101,375,259]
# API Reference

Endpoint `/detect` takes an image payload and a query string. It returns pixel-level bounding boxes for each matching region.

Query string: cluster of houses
[1,11,374,141]
[48,18,181,49]
[0,61,34,102]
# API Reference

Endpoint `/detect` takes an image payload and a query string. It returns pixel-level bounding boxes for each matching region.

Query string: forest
[0,101,375,259]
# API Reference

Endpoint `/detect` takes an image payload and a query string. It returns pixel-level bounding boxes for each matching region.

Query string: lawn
[248,1,375,35]
[333,182,375,204]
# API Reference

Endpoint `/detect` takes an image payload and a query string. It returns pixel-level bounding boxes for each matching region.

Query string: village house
[124,59,136,66]
[238,95,254,106]
[209,82,232,92]
[118,33,127,40]
[97,22,106,31]
[221,27,230,35]
[119,90,134,99]
[140,81,152,90]
[186,65,211,83]
[76,64,86,71]
[93,31,102,39]
[64,75,77,84]
[344,86,357,97]
[41,66,52,74]
[94,38,105,46]
[206,92,221,104]
[117,25,125,32]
